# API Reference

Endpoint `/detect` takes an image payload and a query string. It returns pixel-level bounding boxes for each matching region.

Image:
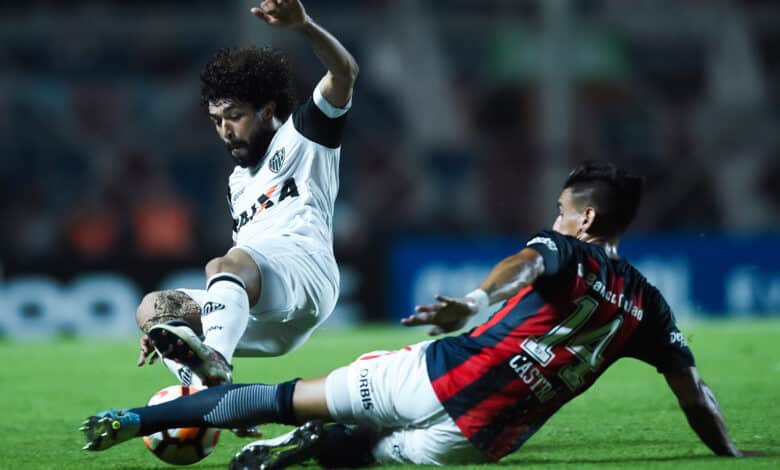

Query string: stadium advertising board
[0,266,363,339]
[2,234,778,338]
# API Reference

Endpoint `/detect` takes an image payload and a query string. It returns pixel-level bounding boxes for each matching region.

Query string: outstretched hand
[401,295,478,336]
[251,0,308,28]
[137,334,159,367]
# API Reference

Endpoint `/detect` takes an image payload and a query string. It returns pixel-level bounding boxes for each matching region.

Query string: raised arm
[251,0,359,107]
[664,367,743,456]
[401,247,545,335]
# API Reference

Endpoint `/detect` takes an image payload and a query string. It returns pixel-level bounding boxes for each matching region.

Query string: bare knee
[205,252,261,306]
[205,256,235,278]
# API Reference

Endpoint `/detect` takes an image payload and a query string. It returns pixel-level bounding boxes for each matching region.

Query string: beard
[225,128,276,168]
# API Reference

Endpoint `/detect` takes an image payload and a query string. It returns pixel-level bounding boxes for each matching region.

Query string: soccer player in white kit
[134,0,359,387]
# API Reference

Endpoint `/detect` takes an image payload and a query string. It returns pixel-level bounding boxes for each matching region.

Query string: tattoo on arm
[480,248,545,305]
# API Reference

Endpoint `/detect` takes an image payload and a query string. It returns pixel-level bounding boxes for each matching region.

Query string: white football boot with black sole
[148,320,233,386]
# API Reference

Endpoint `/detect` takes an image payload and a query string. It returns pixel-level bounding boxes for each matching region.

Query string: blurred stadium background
[1,0,779,340]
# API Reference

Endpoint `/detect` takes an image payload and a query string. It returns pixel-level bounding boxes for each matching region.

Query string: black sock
[131,379,299,435]
[316,423,377,468]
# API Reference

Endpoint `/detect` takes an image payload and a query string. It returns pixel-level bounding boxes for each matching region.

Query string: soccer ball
[142,385,220,465]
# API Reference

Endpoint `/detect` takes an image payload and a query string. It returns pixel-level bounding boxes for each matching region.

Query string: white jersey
[227,84,351,251]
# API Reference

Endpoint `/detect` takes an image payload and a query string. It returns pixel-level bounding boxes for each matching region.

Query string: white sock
[200,273,250,364]
[161,357,204,387]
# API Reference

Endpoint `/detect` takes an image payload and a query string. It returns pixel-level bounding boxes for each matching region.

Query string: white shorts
[180,236,339,357]
[325,341,487,466]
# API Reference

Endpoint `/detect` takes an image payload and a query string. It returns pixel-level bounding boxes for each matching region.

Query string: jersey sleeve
[291,83,351,149]
[524,230,574,277]
[624,287,695,373]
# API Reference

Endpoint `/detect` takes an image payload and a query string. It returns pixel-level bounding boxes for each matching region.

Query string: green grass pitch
[1,321,778,469]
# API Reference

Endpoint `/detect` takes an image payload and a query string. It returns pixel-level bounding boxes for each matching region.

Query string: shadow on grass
[115,466,226,470]
[505,445,778,466]
[509,454,715,466]
[523,438,682,451]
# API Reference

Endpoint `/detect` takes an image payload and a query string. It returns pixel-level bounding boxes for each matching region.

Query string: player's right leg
[231,342,485,468]
[228,420,327,470]
[79,376,377,467]
[81,340,483,465]
[81,381,300,452]
[229,421,376,470]
[79,409,141,451]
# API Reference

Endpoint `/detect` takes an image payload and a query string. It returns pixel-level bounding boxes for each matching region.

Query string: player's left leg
[150,248,261,385]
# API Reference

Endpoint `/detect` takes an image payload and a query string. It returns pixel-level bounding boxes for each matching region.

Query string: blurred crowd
[1,0,778,268]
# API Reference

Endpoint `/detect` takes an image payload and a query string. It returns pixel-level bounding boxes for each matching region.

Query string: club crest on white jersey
[268,148,285,173]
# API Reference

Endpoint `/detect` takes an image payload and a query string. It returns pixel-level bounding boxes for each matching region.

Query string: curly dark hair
[563,161,645,238]
[200,46,296,119]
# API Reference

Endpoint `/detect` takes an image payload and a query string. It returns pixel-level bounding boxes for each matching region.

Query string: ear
[579,206,597,236]
[258,101,277,122]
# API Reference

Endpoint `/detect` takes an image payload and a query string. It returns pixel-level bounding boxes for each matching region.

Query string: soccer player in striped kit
[84,162,758,467]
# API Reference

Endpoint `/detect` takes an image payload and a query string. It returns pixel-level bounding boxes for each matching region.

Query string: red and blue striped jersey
[425,230,694,461]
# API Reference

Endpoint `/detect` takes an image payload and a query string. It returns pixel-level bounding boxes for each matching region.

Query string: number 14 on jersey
[521,296,623,391]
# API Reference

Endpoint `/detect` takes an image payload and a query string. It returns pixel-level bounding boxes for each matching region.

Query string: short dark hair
[563,161,644,238]
[200,46,295,119]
